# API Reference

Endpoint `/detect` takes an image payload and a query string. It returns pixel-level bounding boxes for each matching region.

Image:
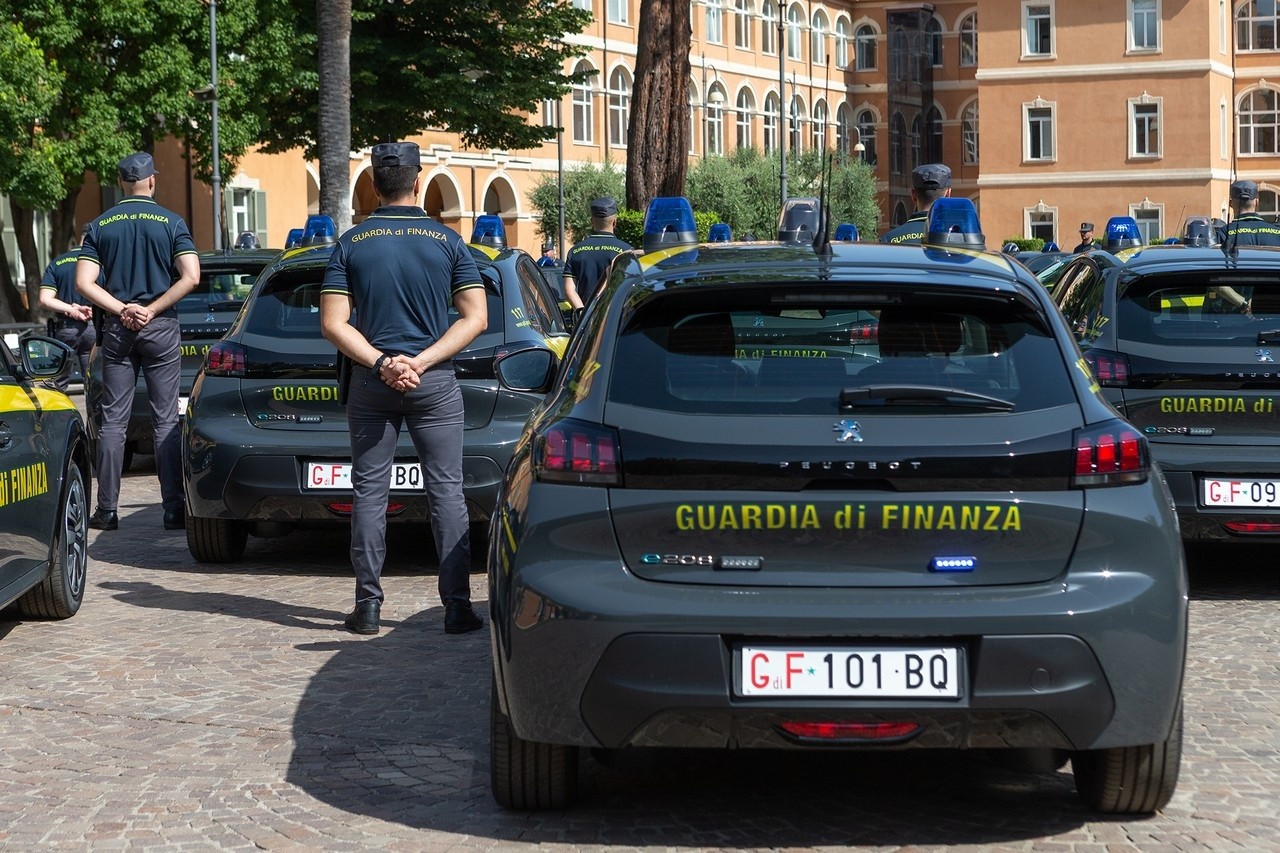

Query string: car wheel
[1072,701,1182,814]
[17,461,88,619]
[490,677,579,809]
[185,514,248,563]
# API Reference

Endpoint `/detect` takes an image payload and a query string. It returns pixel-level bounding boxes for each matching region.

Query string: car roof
[197,248,281,264]
[1108,243,1280,274]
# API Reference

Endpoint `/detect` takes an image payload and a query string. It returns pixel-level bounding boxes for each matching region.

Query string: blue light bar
[642,196,698,253]
[1182,216,1214,247]
[708,222,732,242]
[777,196,822,244]
[1042,241,1059,252]
[834,222,859,242]
[302,214,337,246]
[924,197,985,249]
[929,556,976,573]
[470,214,506,248]
[1104,216,1143,250]
[285,227,305,249]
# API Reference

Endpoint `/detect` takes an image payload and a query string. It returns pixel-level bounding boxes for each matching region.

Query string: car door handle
[0,421,12,450]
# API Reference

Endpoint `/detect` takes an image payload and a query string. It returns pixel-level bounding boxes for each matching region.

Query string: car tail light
[327,502,406,515]
[534,419,621,486]
[1224,521,1280,535]
[1072,420,1148,487]
[779,721,921,741]
[850,321,879,345]
[205,341,247,377]
[1083,349,1129,387]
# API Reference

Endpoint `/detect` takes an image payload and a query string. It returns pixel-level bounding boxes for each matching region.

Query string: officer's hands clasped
[378,354,423,392]
[120,302,154,332]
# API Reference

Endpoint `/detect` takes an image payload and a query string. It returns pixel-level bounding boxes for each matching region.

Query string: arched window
[787,3,804,60]
[960,13,978,66]
[688,81,698,154]
[1258,188,1280,218]
[893,200,908,227]
[926,105,943,162]
[735,0,753,49]
[1238,0,1280,51]
[1240,88,1280,153]
[926,16,943,66]
[708,83,728,154]
[607,66,632,148]
[571,61,594,144]
[790,95,806,153]
[812,99,828,151]
[962,101,979,164]
[761,0,778,54]
[811,11,828,64]
[890,112,906,175]
[835,18,851,67]
[836,103,852,155]
[856,24,877,70]
[858,109,878,165]
[764,92,780,154]
[736,89,756,150]
[910,114,922,170]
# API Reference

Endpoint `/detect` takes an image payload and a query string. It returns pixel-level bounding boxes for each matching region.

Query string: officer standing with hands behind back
[563,196,630,310]
[76,152,200,532]
[1221,180,1280,246]
[39,223,100,392]
[320,141,488,637]
[880,163,952,245]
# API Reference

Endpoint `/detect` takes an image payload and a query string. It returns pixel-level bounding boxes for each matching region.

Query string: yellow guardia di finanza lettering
[675,503,1021,532]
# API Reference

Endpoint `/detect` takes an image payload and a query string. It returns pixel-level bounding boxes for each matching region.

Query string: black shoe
[88,509,118,531]
[344,600,381,635]
[444,602,484,634]
[163,506,186,530]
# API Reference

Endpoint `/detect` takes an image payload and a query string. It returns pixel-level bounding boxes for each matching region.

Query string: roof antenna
[814,53,834,259]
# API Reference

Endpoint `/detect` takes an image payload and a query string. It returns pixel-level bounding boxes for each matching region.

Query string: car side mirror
[495,346,557,393]
[17,335,72,382]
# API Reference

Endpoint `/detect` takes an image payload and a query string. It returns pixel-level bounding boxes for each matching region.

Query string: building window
[787,3,804,60]
[572,0,591,10]
[764,92,780,154]
[835,18,851,67]
[1237,0,1280,50]
[1131,99,1160,157]
[812,11,828,64]
[1023,2,1053,56]
[737,89,756,149]
[836,103,852,155]
[960,13,978,66]
[789,96,805,154]
[812,99,828,151]
[607,67,631,148]
[858,109,878,165]
[1240,89,1280,153]
[735,0,753,49]
[1130,0,1159,50]
[1028,210,1056,244]
[909,114,922,171]
[1221,99,1229,159]
[1258,189,1280,219]
[762,0,778,55]
[926,16,943,66]
[1026,105,1055,160]
[707,84,727,155]
[855,24,877,70]
[607,0,627,25]
[893,201,908,227]
[706,0,723,44]
[962,101,979,165]
[571,61,595,144]
[926,106,943,163]
[890,112,906,175]
[1131,207,1161,243]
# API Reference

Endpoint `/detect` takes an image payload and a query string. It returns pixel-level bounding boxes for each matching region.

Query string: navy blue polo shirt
[565,231,631,302]
[40,247,100,306]
[79,196,197,304]
[879,212,929,245]
[1221,214,1280,246]
[321,205,483,356]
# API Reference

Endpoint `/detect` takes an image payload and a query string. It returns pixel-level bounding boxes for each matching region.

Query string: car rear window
[608,287,1075,414]
[1117,272,1280,348]
[178,267,265,312]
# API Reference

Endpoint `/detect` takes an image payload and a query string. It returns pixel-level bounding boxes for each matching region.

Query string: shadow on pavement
[97,580,349,631]
[284,608,1093,847]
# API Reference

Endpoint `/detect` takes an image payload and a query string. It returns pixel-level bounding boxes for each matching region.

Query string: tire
[185,514,248,563]
[490,678,579,809]
[17,462,89,619]
[1072,702,1183,814]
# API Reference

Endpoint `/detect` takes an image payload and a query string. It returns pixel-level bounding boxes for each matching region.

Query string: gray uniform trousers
[95,312,183,513]
[52,320,94,393]
[347,364,470,606]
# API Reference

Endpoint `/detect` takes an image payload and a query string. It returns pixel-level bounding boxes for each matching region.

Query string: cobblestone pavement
[1,452,1278,851]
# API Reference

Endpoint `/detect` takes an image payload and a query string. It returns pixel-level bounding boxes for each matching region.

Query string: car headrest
[877,309,964,356]
[667,313,738,358]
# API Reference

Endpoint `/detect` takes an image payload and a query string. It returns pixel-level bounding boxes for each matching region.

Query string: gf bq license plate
[739,646,960,698]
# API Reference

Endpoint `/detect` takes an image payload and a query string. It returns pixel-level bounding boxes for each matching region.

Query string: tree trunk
[317,0,353,236]
[626,0,691,212]
[0,230,22,325]
[50,192,82,258]
[8,200,36,322]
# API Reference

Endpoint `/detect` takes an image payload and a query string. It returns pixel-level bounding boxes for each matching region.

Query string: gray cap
[1230,179,1258,201]
[1079,222,1094,232]
[590,197,618,217]
[912,163,951,190]
[118,152,156,182]
[371,141,421,168]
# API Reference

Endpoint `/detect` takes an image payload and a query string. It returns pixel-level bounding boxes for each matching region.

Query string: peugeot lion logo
[1258,348,1275,364]
[833,419,863,443]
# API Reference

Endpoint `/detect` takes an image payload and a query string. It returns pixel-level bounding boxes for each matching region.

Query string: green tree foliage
[253,0,592,159]
[527,160,626,245]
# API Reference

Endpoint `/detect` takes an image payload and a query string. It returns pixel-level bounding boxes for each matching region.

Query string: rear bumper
[1155,444,1280,539]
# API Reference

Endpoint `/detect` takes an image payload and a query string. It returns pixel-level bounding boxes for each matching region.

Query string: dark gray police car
[182,219,570,562]
[1053,215,1280,541]
[487,198,1187,813]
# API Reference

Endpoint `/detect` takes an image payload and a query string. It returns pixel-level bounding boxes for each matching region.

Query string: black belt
[56,318,90,330]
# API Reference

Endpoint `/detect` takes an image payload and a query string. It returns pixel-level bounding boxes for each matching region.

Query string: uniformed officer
[76,152,199,532]
[563,197,630,309]
[537,241,558,268]
[1221,180,1280,246]
[1072,222,1097,253]
[880,163,952,245]
[38,224,100,392]
[319,140,488,637]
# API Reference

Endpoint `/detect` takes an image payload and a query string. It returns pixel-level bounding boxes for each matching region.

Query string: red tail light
[535,419,622,486]
[1072,421,1148,487]
[1083,349,1130,387]
[1224,521,1280,535]
[850,321,879,344]
[205,341,247,377]
[779,721,921,741]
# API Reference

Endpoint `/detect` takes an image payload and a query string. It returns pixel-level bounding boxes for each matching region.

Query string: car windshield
[608,285,1075,415]
[1118,272,1280,347]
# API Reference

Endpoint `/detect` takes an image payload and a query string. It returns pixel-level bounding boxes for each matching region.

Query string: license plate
[740,646,960,698]
[1202,477,1280,507]
[178,396,188,417]
[305,461,425,492]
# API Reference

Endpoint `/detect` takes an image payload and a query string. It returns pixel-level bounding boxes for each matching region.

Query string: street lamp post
[778,4,787,207]
[701,58,724,158]
[556,99,565,261]
[207,0,222,251]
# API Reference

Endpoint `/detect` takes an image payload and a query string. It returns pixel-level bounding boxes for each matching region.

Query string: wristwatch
[371,353,389,376]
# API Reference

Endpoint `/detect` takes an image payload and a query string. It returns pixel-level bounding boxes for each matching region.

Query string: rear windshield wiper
[1257,329,1280,346]
[840,385,1016,412]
